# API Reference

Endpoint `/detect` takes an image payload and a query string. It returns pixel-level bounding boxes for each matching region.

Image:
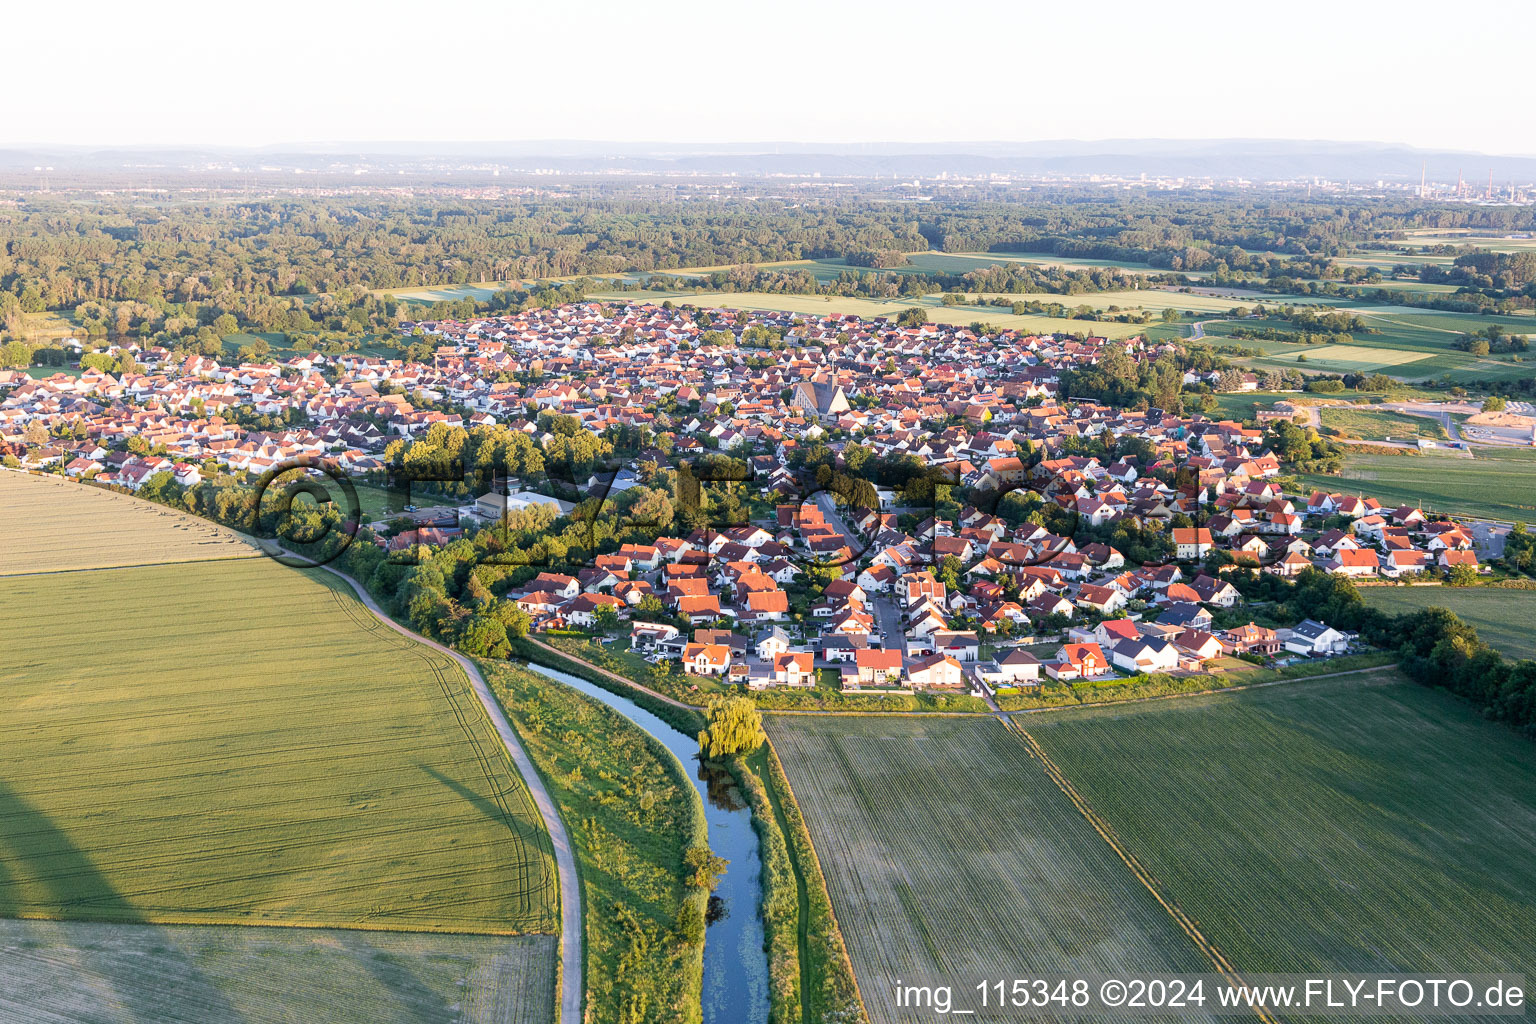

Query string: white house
[1283,619,1348,656]
[1109,638,1179,674]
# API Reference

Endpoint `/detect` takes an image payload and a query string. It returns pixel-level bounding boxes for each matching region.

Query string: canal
[525,663,770,1024]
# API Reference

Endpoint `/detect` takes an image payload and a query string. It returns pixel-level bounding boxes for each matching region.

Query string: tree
[697,695,766,759]
[593,604,621,633]
[1483,395,1508,413]
[1447,562,1480,587]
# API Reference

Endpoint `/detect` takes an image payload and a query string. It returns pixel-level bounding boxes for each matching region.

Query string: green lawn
[0,557,557,934]
[1293,449,1536,522]
[1026,669,1536,978]
[1360,587,1536,660]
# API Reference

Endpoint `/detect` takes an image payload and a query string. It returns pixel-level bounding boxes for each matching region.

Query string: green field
[1318,405,1448,441]
[0,556,557,933]
[1360,587,1536,660]
[1,471,261,575]
[0,918,556,1024]
[1026,670,1536,978]
[1189,307,1536,384]
[587,289,1150,339]
[766,716,1220,1024]
[1293,448,1536,522]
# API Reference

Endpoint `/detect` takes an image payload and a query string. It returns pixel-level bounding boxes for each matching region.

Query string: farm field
[0,918,556,1024]
[969,288,1340,315]
[586,289,1150,339]
[1360,587,1536,660]
[0,555,558,933]
[1318,405,1448,440]
[766,715,1220,1024]
[1292,448,1536,522]
[1190,308,1536,383]
[0,471,261,575]
[1026,670,1536,978]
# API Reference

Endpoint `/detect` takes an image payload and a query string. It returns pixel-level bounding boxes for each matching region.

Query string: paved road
[815,491,864,560]
[309,560,584,1024]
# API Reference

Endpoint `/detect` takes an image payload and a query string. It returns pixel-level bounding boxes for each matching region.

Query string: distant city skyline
[10,0,1535,154]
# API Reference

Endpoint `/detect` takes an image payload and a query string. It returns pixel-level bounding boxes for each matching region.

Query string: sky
[9,0,1533,154]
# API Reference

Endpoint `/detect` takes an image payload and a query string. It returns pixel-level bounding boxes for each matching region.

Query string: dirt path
[312,562,584,1024]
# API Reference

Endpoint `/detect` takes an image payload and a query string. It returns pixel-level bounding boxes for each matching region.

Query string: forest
[5,186,1536,350]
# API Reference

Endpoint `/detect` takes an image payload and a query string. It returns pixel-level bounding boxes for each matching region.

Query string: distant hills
[4,139,1535,183]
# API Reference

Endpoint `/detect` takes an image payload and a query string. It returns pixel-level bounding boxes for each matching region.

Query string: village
[0,300,1487,699]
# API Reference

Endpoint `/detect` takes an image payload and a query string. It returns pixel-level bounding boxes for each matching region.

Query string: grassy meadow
[0,918,556,1024]
[1360,587,1536,660]
[1,471,261,575]
[1318,405,1448,441]
[1292,448,1536,522]
[0,556,557,933]
[1025,669,1536,978]
[1187,307,1536,384]
[766,715,1220,1024]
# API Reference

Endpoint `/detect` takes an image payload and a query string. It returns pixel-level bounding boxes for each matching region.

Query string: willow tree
[697,695,766,759]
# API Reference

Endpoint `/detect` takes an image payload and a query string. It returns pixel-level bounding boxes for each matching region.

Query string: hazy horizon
[11,0,1533,153]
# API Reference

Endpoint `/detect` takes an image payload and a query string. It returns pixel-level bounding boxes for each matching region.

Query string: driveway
[870,593,906,645]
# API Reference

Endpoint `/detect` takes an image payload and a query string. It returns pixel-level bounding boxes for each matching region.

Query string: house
[1173,528,1214,561]
[930,630,981,662]
[694,629,749,657]
[820,634,869,662]
[1190,575,1241,608]
[677,594,723,624]
[682,642,732,676]
[848,648,905,687]
[905,653,965,690]
[754,625,793,661]
[1109,637,1179,674]
[1173,628,1224,663]
[770,652,816,689]
[1047,642,1113,681]
[1438,549,1480,574]
[746,589,789,620]
[566,592,626,627]
[1075,584,1127,615]
[533,572,580,600]
[1222,622,1280,655]
[1326,548,1380,578]
[992,649,1042,684]
[857,564,897,593]
[1383,549,1434,577]
[1283,619,1349,656]
[631,622,680,651]
[1157,602,1213,631]
[1094,618,1141,649]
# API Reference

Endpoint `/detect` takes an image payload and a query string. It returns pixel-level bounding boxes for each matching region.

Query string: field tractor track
[1004,718,1278,1024]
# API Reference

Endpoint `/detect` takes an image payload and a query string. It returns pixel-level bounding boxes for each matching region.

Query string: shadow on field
[0,780,246,1023]
[419,763,512,829]
[356,945,463,1024]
